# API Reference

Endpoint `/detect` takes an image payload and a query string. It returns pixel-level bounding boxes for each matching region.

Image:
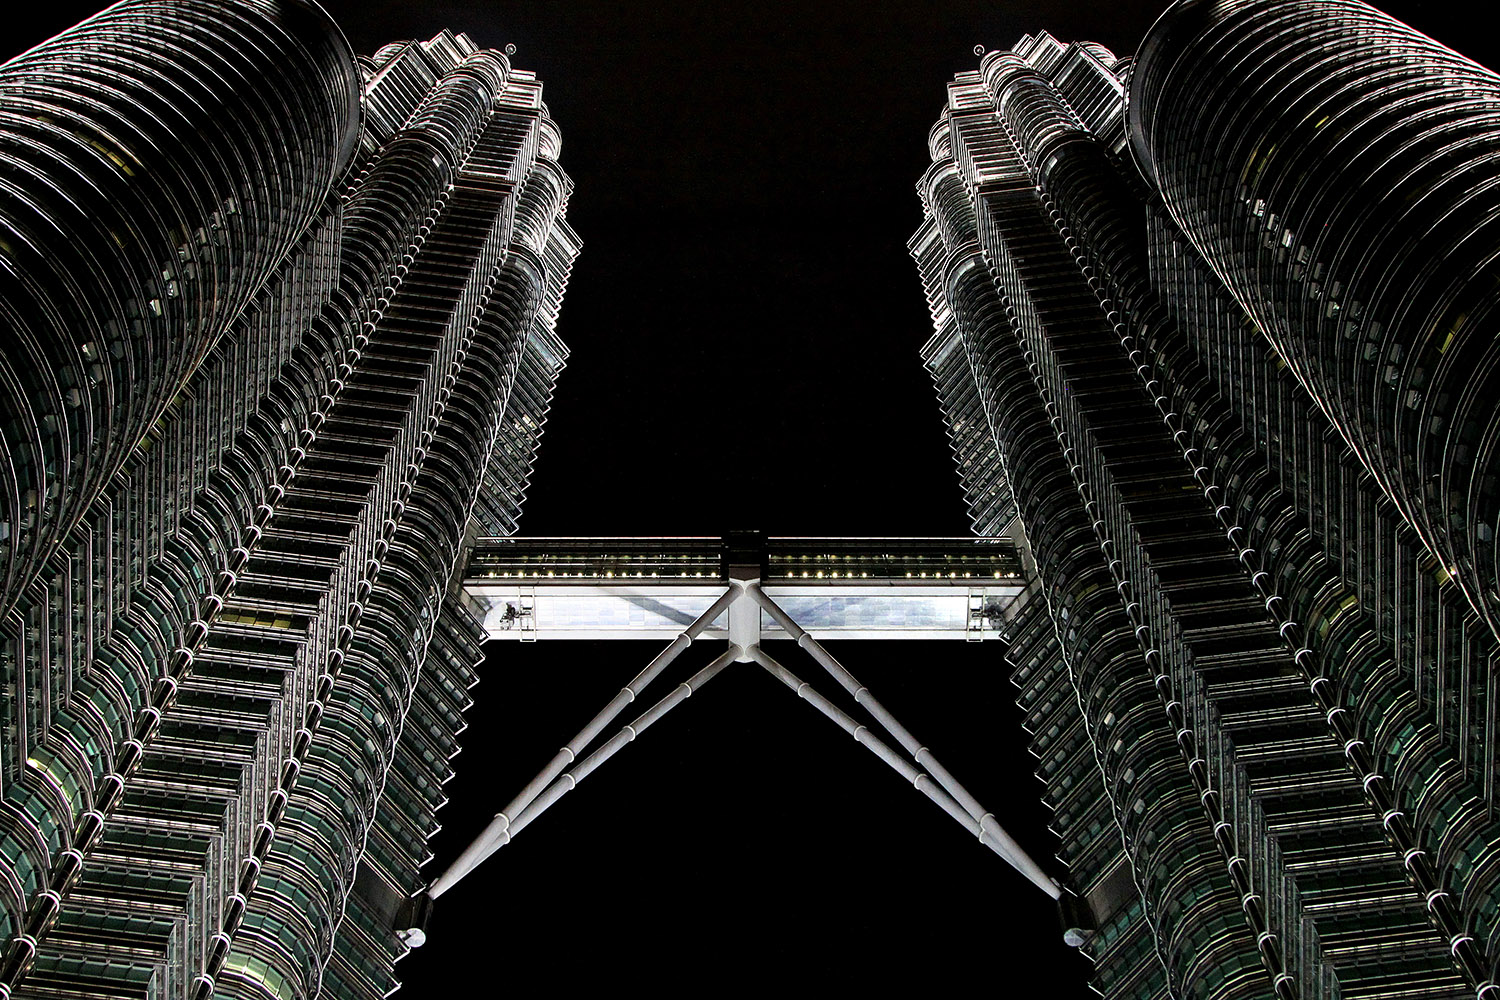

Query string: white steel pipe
[749,593,1060,899]
[508,647,739,841]
[429,586,739,898]
[435,647,740,891]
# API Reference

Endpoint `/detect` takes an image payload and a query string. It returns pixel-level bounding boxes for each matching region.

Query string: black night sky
[8,2,1498,996]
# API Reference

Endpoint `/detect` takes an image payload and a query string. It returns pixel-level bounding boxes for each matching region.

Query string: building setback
[0,2,577,997]
[915,2,1500,997]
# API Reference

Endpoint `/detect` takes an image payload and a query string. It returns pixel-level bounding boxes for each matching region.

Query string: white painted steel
[749,647,1060,899]
[749,584,1060,898]
[446,648,741,883]
[428,585,739,898]
[430,574,1059,911]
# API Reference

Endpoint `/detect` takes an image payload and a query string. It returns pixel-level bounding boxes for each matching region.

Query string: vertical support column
[519,584,537,641]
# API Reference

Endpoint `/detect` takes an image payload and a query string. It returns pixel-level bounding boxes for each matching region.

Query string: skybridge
[463,533,1031,641]
[405,532,1062,947]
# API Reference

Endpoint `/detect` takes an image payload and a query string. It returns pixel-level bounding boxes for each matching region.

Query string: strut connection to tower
[409,532,1061,947]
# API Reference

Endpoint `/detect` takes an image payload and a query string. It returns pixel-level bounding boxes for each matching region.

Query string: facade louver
[916,3,1500,998]
[0,2,577,998]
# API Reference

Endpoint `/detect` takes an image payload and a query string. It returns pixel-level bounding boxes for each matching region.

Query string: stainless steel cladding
[0,0,362,612]
[1132,0,1500,641]
[918,9,1500,997]
[0,8,576,999]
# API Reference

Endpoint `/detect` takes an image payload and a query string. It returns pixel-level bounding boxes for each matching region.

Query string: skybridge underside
[462,535,1031,640]
[465,584,1025,640]
[420,536,1061,918]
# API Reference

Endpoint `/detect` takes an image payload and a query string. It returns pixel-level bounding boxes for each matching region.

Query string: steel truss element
[416,573,1059,941]
[748,584,1060,899]
[429,585,742,898]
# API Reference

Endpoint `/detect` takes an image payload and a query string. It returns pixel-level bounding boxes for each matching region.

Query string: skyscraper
[0,2,576,997]
[915,2,1500,997]
[912,1,1500,1000]
[13,0,1500,997]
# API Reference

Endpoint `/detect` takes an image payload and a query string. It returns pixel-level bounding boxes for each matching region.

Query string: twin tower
[2,1,1500,998]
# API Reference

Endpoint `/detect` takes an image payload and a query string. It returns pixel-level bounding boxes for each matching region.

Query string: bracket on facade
[517,584,536,641]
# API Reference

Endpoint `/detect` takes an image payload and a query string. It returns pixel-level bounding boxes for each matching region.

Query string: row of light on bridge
[472,570,1016,580]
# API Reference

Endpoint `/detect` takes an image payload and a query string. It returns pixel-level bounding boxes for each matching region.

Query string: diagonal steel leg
[749,585,1059,898]
[750,646,1059,898]
[429,585,740,898]
[439,647,741,887]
